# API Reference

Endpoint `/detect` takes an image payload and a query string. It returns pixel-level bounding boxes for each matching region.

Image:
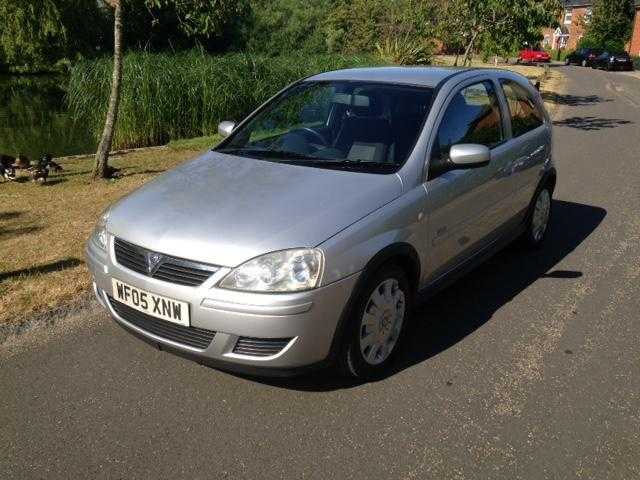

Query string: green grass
[0,148,201,326]
[167,134,222,151]
[67,51,383,150]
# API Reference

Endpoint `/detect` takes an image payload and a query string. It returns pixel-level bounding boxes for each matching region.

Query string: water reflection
[0,75,96,159]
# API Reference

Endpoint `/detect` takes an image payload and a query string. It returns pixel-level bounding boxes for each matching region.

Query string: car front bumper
[86,236,359,375]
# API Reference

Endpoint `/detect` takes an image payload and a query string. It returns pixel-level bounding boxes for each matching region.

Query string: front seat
[333,91,391,163]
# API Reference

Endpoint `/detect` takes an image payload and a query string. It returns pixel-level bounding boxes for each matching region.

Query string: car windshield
[216,81,434,174]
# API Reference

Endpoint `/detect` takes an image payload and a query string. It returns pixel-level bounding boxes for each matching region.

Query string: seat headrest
[333,91,383,118]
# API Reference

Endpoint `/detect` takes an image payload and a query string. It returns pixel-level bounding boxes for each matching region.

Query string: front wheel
[338,265,410,379]
[520,186,552,248]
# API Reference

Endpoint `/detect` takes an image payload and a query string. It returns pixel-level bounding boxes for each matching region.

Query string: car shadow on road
[553,116,633,131]
[252,200,606,392]
[542,92,613,107]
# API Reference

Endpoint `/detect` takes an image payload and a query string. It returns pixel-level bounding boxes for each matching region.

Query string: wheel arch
[326,242,421,363]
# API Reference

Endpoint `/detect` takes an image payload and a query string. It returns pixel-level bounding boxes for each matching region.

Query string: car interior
[223,83,434,168]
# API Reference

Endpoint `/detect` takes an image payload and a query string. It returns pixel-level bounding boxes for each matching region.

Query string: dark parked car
[565,48,603,67]
[591,51,634,71]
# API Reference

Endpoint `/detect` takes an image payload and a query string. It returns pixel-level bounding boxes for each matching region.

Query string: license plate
[111,279,190,327]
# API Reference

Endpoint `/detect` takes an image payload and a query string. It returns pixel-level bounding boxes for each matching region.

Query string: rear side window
[431,81,503,166]
[500,80,544,137]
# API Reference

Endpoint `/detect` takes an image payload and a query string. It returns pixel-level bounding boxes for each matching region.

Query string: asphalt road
[2,66,639,480]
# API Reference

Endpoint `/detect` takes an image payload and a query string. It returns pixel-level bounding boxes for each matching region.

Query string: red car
[518,48,551,64]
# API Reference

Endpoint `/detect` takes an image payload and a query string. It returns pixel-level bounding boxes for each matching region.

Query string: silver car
[86,67,555,379]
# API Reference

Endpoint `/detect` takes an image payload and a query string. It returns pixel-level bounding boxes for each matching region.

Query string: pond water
[0,75,96,160]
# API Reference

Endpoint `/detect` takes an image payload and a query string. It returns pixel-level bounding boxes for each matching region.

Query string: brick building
[542,0,640,56]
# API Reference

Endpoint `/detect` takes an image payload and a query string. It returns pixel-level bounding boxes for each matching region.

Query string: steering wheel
[298,127,328,147]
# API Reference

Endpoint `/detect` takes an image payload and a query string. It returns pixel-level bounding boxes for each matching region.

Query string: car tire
[519,184,553,249]
[337,264,410,379]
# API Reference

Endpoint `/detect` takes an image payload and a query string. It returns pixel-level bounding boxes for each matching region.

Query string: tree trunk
[461,30,479,67]
[93,0,124,179]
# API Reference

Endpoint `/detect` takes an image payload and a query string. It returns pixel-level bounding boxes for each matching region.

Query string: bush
[375,36,432,65]
[67,50,382,149]
[547,49,569,61]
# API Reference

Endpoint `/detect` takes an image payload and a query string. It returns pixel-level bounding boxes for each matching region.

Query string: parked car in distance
[87,67,556,379]
[591,51,634,71]
[518,48,551,64]
[565,47,603,67]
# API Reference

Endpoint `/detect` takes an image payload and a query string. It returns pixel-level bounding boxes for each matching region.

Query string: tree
[325,0,439,55]
[0,0,110,72]
[439,0,560,66]
[0,1,65,71]
[93,0,246,179]
[93,0,124,179]
[243,0,330,54]
[581,0,636,52]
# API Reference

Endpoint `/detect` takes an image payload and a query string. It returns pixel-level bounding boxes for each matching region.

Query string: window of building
[584,8,593,24]
[564,8,573,25]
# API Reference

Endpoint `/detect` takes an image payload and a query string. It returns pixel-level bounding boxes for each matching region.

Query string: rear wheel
[520,185,552,248]
[338,265,410,379]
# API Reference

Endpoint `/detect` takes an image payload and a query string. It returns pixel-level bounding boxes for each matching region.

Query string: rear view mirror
[218,121,236,138]
[449,144,491,168]
[301,105,323,123]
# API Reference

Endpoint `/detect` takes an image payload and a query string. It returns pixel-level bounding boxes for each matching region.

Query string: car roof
[306,66,476,88]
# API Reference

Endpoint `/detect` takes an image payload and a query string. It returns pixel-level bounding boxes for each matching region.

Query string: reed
[67,50,382,149]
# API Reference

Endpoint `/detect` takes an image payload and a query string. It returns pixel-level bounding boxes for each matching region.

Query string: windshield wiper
[217,147,324,162]
[217,148,398,173]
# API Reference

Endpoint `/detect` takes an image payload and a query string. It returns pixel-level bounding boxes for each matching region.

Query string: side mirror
[218,121,236,138]
[449,144,491,168]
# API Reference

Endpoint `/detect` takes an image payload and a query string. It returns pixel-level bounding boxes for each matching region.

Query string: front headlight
[91,210,110,250]
[219,249,323,292]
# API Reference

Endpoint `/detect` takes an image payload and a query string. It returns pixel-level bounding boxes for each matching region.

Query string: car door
[498,79,550,217]
[423,78,512,279]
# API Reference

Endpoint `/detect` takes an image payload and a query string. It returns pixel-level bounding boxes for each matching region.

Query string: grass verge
[0,148,200,327]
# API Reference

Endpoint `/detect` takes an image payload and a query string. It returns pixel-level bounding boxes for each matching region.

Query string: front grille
[114,238,219,287]
[233,337,293,357]
[108,295,215,350]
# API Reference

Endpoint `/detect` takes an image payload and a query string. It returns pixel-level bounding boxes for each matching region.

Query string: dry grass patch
[0,148,202,326]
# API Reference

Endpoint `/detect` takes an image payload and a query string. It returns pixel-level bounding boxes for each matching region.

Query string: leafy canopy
[580,0,636,52]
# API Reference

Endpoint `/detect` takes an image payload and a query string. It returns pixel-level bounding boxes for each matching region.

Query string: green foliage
[0,1,65,71]
[67,51,382,150]
[0,0,111,72]
[243,0,330,54]
[375,37,432,65]
[143,0,249,38]
[325,0,437,54]
[476,0,562,58]
[581,0,636,52]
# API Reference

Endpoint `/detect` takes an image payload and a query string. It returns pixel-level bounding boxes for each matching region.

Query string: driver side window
[429,81,503,179]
